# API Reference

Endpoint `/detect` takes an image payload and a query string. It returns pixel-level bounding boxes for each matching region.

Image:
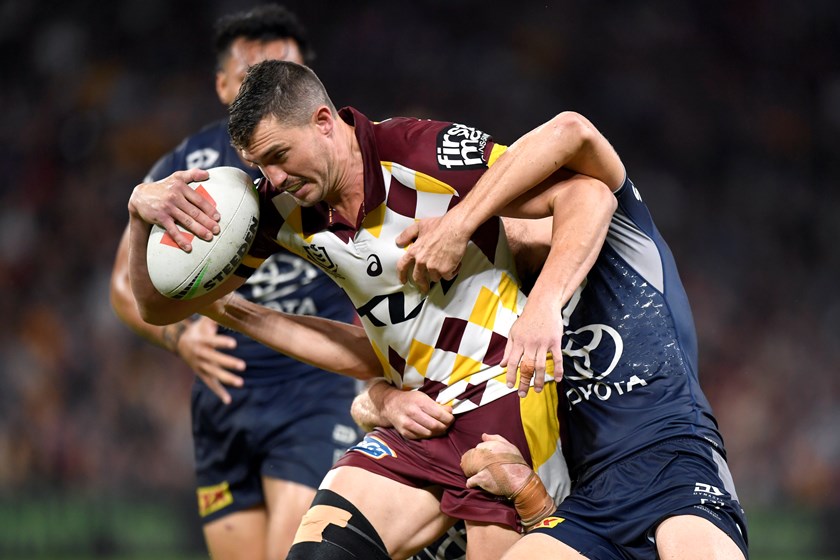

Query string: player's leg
[263,477,317,560]
[203,506,269,560]
[289,465,453,559]
[502,532,587,559]
[258,375,360,559]
[655,515,746,560]
[192,383,271,560]
[463,520,520,560]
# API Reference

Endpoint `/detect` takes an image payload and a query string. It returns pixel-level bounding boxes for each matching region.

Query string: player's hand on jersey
[461,433,532,497]
[380,386,454,440]
[174,316,245,405]
[128,168,220,252]
[396,216,466,294]
[500,300,565,397]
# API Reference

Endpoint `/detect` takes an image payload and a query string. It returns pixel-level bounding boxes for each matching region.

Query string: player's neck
[327,125,365,225]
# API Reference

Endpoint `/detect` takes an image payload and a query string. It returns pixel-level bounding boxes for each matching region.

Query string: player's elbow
[133,298,178,326]
[546,111,598,150]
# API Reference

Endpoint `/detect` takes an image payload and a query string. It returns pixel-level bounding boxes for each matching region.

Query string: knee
[287,489,390,560]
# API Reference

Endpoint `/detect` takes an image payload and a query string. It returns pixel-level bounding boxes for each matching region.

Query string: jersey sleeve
[375,117,506,199]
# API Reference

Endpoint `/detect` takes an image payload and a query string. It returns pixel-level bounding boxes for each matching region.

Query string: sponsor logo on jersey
[561,285,650,408]
[186,148,220,169]
[436,123,489,170]
[531,516,565,530]
[356,291,426,327]
[349,434,396,460]
[694,482,727,511]
[197,481,233,517]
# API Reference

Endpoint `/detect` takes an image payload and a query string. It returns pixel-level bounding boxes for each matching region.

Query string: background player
[109,6,359,560]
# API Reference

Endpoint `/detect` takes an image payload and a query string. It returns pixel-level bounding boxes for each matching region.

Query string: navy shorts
[530,437,749,559]
[192,373,360,523]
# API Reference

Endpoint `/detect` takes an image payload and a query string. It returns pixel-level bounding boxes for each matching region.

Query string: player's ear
[313,105,334,135]
[215,71,232,105]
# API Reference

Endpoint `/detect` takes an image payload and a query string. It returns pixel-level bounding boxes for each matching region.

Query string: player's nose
[262,165,288,189]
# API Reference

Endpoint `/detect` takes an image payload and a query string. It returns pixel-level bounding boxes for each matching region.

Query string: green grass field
[0,493,837,559]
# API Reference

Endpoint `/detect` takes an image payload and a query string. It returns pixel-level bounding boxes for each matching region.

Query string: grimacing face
[241,112,335,208]
[215,37,303,105]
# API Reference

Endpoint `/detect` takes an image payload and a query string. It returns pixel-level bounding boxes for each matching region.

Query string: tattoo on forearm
[162,322,188,353]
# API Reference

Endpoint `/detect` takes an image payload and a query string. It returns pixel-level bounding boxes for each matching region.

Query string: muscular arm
[203,293,382,380]
[397,113,622,394]
[350,379,454,438]
[111,225,246,403]
[126,169,239,325]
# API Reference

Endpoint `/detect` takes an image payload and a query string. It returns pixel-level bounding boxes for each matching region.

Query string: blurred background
[1,0,838,558]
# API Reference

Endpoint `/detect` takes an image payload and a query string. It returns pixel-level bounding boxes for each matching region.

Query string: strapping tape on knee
[288,489,390,560]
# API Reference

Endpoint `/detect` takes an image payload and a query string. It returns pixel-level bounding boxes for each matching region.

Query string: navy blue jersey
[561,177,724,483]
[146,118,357,383]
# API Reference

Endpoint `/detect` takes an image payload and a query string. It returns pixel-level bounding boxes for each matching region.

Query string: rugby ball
[147,166,260,300]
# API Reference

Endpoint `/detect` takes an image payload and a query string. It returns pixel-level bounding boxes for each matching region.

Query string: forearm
[207,294,382,380]
[448,112,624,234]
[111,227,189,353]
[127,213,236,325]
[527,177,616,313]
[350,379,394,432]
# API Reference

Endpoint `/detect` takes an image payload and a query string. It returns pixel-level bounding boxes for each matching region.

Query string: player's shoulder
[374,116,494,173]
[146,118,247,182]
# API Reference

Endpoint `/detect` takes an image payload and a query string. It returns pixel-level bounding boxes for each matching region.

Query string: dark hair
[213,4,314,69]
[228,60,335,150]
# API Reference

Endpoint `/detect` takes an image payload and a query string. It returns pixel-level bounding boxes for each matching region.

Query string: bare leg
[263,477,317,560]
[501,532,587,560]
[315,466,455,559]
[464,520,521,560]
[656,515,745,560]
[204,506,268,560]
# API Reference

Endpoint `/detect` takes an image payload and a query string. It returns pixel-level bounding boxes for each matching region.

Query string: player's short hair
[213,4,314,69]
[229,60,335,150]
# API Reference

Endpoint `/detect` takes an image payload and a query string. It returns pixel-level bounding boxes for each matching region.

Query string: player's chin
[289,184,319,206]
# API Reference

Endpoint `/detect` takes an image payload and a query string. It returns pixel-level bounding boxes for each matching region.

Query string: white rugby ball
[147,166,260,300]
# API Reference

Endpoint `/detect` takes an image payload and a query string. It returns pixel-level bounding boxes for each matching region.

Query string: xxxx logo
[197,480,233,517]
[531,516,565,530]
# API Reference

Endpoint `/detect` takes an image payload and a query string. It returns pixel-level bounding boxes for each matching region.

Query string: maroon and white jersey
[237,107,556,415]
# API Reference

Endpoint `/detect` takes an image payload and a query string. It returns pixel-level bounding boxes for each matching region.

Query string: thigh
[203,506,268,560]
[257,381,360,489]
[464,520,520,560]
[501,532,587,560]
[192,384,264,521]
[263,477,317,560]
[321,465,453,559]
[656,515,746,560]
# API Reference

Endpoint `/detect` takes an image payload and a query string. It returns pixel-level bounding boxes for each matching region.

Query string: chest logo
[366,254,383,277]
[303,244,344,279]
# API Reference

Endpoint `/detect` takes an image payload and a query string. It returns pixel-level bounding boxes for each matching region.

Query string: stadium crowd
[0,0,838,553]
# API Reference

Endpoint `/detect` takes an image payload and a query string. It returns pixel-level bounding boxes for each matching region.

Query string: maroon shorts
[333,392,531,530]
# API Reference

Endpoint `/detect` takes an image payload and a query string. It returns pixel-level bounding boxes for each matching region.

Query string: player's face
[216,37,304,105]
[241,113,334,208]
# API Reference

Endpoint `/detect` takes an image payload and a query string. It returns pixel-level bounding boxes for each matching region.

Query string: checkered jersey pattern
[241,108,556,414]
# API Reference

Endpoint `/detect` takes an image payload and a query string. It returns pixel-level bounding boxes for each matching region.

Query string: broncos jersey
[237,107,557,412]
[560,177,725,483]
[146,118,357,383]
